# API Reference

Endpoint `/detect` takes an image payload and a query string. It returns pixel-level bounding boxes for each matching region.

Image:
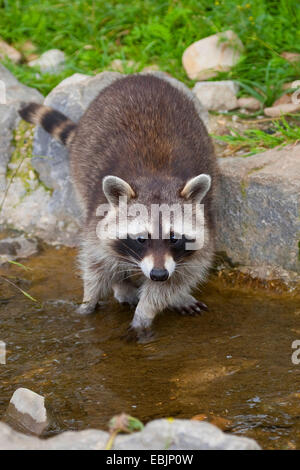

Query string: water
[0,245,299,449]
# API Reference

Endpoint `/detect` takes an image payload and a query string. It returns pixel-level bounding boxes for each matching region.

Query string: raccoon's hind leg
[113,281,139,307]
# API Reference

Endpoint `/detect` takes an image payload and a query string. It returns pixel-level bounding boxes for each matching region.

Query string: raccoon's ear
[181,174,211,202]
[102,175,136,206]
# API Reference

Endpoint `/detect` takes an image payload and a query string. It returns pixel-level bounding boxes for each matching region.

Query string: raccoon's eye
[137,236,146,244]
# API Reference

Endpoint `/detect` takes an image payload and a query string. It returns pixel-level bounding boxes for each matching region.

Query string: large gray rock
[216,144,300,274]
[0,63,43,107]
[0,65,43,215]
[0,419,260,450]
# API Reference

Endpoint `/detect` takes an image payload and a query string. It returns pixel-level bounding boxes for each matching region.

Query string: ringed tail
[19,102,77,147]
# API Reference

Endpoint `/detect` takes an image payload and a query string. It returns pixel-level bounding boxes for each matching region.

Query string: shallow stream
[0,245,299,449]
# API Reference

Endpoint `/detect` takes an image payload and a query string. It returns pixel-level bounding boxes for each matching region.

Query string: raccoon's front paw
[124,325,154,343]
[173,297,209,316]
[76,302,96,315]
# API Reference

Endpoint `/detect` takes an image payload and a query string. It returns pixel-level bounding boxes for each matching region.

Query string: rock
[109,59,136,72]
[114,419,259,450]
[0,419,260,450]
[141,64,160,73]
[5,388,48,436]
[0,104,19,191]
[282,81,298,90]
[0,38,22,64]
[280,51,300,62]
[29,49,65,74]
[182,30,244,80]
[216,144,300,274]
[193,80,239,111]
[237,96,261,111]
[0,236,38,264]
[264,102,300,117]
[0,64,43,107]
[272,93,292,107]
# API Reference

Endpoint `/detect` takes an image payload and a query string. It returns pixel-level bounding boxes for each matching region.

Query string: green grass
[213,114,300,155]
[0,0,300,101]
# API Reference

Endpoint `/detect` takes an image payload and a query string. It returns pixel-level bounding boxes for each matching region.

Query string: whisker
[116,239,143,261]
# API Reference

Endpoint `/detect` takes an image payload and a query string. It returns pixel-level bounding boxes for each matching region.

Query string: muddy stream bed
[0,245,299,449]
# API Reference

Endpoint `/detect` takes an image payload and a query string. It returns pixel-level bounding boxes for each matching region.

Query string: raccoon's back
[70,74,215,209]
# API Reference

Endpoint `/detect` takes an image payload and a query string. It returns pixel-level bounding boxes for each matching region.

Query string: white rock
[29,49,65,74]
[6,388,48,436]
[193,80,239,111]
[0,419,261,450]
[237,97,261,111]
[182,30,244,80]
[264,102,300,117]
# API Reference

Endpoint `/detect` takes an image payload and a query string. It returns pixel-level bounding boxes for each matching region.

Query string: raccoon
[19,74,218,338]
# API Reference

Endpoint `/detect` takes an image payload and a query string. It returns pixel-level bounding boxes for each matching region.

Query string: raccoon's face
[102,174,211,281]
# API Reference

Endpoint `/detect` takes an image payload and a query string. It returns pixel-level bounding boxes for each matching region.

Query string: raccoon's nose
[150,268,169,282]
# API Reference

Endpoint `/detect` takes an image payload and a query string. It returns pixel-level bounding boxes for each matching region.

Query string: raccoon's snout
[150,268,169,282]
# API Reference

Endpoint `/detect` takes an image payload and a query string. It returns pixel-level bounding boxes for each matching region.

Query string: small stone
[109,59,136,73]
[6,388,48,436]
[272,93,292,107]
[264,102,300,117]
[237,97,261,111]
[281,51,300,62]
[193,80,239,111]
[182,30,244,80]
[29,49,66,74]
[282,81,298,90]
[0,38,22,64]
[141,64,160,73]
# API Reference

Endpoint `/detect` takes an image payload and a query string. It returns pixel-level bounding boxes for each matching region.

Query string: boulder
[193,80,239,111]
[182,30,244,80]
[0,63,43,107]
[0,418,260,450]
[29,49,65,74]
[216,144,300,274]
